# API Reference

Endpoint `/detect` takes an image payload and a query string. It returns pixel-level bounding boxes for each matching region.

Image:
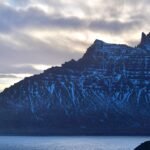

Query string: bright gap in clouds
[0,63,56,91]
[0,73,32,92]
[0,64,59,92]
[32,64,53,71]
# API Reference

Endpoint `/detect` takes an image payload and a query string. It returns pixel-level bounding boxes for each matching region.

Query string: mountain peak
[138,32,150,50]
[141,32,150,42]
[82,39,107,59]
[94,39,105,45]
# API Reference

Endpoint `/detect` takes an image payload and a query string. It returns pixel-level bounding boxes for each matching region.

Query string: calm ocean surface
[0,136,149,150]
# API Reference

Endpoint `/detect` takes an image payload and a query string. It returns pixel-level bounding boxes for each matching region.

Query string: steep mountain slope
[0,33,150,135]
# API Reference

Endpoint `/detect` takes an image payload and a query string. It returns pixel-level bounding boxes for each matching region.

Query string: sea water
[0,136,149,150]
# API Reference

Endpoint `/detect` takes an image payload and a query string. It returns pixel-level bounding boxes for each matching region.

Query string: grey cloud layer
[0,74,18,78]
[0,32,83,74]
[0,0,149,76]
[0,5,85,32]
[0,3,147,34]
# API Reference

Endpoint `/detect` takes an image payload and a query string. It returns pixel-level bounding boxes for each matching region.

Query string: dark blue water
[0,136,149,150]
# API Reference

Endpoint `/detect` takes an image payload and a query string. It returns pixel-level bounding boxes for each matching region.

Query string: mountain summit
[138,32,150,50]
[0,33,150,135]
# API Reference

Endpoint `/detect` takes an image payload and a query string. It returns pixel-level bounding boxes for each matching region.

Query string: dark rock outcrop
[135,141,150,150]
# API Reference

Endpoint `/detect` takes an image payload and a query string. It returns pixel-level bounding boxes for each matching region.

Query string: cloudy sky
[0,0,150,91]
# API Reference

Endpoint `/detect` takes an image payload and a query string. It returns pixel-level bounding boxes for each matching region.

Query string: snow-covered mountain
[0,33,150,135]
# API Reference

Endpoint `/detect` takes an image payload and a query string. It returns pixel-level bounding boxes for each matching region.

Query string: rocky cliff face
[0,33,150,135]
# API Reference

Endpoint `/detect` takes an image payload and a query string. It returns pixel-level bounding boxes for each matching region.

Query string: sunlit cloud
[32,64,53,71]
